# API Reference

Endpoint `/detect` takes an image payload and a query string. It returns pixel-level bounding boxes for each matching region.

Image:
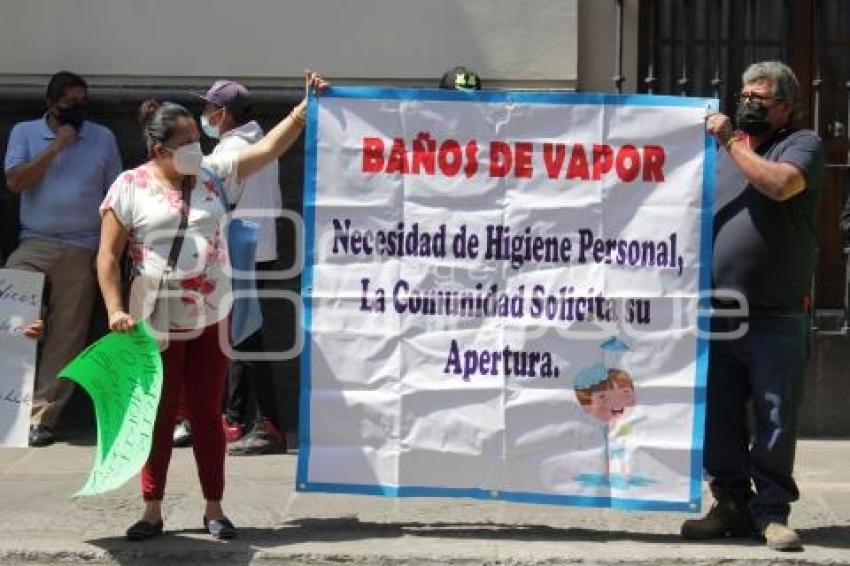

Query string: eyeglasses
[736,91,783,105]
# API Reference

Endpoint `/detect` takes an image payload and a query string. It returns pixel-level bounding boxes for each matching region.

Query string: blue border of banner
[690,98,718,511]
[298,87,717,512]
[296,93,320,488]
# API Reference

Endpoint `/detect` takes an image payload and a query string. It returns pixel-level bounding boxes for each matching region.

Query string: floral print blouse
[100,155,239,330]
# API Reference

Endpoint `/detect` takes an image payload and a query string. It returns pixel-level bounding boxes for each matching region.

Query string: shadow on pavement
[288,517,687,543]
[288,517,846,549]
[86,519,849,562]
[87,528,276,565]
[799,525,850,549]
[288,517,766,547]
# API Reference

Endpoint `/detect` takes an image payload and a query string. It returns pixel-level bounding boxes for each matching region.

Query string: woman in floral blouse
[97,72,328,541]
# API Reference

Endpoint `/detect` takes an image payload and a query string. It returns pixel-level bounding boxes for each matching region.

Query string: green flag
[60,322,163,496]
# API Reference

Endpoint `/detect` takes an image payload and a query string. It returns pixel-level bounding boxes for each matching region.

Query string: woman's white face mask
[167,141,204,175]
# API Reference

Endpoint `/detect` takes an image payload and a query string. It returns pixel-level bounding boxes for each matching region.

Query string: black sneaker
[681,499,757,540]
[28,425,55,447]
[227,419,286,456]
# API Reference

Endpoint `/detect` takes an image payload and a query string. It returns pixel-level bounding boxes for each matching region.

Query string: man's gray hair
[742,61,800,103]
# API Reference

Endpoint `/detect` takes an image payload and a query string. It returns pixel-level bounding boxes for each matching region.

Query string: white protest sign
[298,88,716,511]
[0,268,44,447]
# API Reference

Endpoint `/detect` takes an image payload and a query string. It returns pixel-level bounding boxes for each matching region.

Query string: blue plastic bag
[203,168,263,346]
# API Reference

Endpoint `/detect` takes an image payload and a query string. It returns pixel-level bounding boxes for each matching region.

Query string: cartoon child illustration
[573,337,648,489]
[574,365,636,424]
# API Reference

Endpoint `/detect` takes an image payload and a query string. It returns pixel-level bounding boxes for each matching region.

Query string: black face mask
[55,104,87,130]
[735,101,771,136]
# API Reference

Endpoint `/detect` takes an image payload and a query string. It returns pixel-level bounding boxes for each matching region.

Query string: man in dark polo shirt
[681,62,823,551]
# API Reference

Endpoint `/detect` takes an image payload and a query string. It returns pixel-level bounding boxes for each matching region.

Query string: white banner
[299,88,716,511]
[0,268,44,447]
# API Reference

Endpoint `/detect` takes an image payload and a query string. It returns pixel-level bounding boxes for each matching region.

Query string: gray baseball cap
[196,79,252,113]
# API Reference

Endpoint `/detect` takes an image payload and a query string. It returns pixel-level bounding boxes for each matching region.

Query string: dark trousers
[704,314,808,524]
[225,261,279,427]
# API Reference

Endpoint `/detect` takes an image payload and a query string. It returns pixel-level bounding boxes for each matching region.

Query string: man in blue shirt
[4,71,122,446]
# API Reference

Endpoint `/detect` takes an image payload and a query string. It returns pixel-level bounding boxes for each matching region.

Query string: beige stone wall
[578,0,640,93]
[0,0,579,89]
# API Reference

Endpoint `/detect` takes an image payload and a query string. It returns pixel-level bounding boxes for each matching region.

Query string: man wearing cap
[197,80,286,455]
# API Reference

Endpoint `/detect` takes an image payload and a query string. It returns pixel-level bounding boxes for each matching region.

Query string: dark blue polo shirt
[713,128,824,310]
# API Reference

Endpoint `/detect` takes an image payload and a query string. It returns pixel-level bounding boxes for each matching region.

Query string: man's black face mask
[55,104,87,130]
[735,101,771,136]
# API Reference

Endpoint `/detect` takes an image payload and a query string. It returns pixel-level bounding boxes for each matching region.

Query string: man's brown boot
[681,499,757,540]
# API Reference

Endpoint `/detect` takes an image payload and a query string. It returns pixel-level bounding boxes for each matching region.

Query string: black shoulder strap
[165,178,192,274]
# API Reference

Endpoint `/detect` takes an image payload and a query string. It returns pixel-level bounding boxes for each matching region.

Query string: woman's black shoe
[203,516,237,539]
[126,519,163,541]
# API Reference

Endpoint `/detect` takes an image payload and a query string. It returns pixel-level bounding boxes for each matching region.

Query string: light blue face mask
[201,109,222,139]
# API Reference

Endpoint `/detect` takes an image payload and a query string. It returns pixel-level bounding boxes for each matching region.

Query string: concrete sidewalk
[0,438,848,565]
